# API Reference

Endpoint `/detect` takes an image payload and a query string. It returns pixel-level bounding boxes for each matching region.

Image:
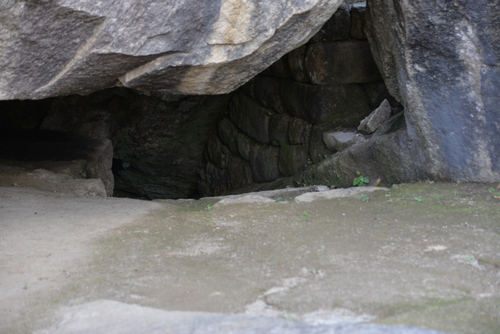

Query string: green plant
[360,194,369,202]
[301,212,310,217]
[488,187,500,196]
[205,204,214,211]
[353,171,370,187]
[413,196,424,203]
[307,158,313,165]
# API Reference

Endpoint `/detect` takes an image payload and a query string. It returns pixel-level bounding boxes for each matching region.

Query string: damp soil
[1,182,499,334]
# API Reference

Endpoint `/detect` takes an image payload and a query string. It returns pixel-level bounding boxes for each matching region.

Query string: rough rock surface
[0,167,107,197]
[41,88,230,199]
[0,0,341,100]
[294,186,389,203]
[365,0,500,182]
[357,99,391,134]
[36,300,451,334]
[323,130,366,151]
[0,136,114,196]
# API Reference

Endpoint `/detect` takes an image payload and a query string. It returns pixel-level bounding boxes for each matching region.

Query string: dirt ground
[1,182,499,333]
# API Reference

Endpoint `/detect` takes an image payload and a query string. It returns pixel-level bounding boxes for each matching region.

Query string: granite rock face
[366,0,500,182]
[0,0,341,100]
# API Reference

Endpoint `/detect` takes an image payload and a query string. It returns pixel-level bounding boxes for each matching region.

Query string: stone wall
[199,3,393,196]
[38,89,230,199]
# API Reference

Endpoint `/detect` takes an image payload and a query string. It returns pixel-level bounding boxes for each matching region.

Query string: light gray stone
[214,195,275,206]
[323,131,366,151]
[0,0,342,100]
[36,300,452,334]
[295,186,389,203]
[357,99,391,134]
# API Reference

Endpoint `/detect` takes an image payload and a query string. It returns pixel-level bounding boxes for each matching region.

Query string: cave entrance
[0,1,402,200]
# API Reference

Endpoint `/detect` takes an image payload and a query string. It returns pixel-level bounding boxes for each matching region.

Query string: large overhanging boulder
[0,0,341,100]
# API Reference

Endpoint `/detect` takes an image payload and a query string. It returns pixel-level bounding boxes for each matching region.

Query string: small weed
[205,204,214,211]
[464,255,476,264]
[413,196,424,203]
[301,212,310,217]
[387,198,393,203]
[353,171,370,187]
[307,159,313,165]
[360,194,369,202]
[310,269,319,274]
[275,196,292,202]
[433,194,441,199]
[487,187,500,197]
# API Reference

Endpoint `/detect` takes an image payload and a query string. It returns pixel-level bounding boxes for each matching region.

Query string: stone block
[244,77,371,131]
[288,117,312,145]
[350,5,367,40]
[250,145,280,183]
[306,41,382,85]
[310,3,351,43]
[236,133,252,161]
[309,125,333,163]
[323,130,366,151]
[229,92,271,144]
[251,76,286,113]
[358,99,391,134]
[279,145,310,177]
[269,114,291,145]
[218,117,241,155]
[362,81,394,109]
[226,156,254,190]
[206,136,230,169]
[199,162,226,196]
[264,56,293,80]
[287,45,310,83]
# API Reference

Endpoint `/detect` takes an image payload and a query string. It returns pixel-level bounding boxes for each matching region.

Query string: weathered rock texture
[199,4,391,196]
[40,89,230,199]
[365,0,500,182]
[36,300,451,334]
[0,132,114,196]
[0,0,341,100]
